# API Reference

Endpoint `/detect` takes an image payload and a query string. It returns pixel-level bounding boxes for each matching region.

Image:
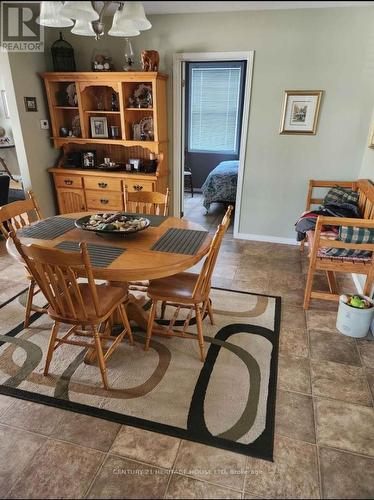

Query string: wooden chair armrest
[316,216,374,229]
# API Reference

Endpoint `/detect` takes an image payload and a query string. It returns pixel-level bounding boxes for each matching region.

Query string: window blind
[188,66,242,153]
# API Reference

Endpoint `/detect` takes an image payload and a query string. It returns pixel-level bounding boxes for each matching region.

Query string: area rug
[0,287,280,461]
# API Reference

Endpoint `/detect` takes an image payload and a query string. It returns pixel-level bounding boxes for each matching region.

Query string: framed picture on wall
[24,96,37,112]
[369,125,374,149]
[279,90,323,135]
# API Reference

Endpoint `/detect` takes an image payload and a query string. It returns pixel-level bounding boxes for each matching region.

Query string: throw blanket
[201,160,238,211]
[295,203,360,241]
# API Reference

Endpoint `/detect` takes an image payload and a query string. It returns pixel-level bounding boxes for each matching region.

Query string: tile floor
[0,199,373,499]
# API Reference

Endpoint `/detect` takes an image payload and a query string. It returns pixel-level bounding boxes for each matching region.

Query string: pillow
[323,186,359,206]
[324,226,374,258]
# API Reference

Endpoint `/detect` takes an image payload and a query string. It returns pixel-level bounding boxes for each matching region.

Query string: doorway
[173,52,254,237]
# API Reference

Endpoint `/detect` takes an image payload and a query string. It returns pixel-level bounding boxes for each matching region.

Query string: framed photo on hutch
[90,116,108,139]
[279,90,323,135]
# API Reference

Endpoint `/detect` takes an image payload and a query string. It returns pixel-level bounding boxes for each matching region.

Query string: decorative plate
[75,213,150,236]
[66,83,77,107]
[133,84,152,106]
[71,115,81,137]
[139,116,154,140]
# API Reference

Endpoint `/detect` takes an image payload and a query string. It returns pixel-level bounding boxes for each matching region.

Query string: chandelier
[37,2,151,40]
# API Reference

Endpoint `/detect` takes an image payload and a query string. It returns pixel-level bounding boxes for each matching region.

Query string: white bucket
[336,295,374,338]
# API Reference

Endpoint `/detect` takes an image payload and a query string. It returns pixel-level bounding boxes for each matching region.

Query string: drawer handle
[98,182,107,188]
[133,184,143,191]
[64,179,73,186]
[100,199,109,205]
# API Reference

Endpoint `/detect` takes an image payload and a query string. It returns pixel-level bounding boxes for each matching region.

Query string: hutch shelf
[42,72,169,214]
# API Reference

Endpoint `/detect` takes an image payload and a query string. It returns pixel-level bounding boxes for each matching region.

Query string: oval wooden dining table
[6,212,212,348]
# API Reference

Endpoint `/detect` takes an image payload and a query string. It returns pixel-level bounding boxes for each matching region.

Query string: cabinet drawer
[55,174,83,189]
[125,180,155,193]
[85,191,123,211]
[84,176,122,192]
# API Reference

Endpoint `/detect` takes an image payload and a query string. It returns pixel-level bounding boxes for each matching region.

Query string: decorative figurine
[141,50,159,72]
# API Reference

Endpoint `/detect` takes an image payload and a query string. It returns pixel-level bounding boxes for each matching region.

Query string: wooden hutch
[42,72,168,214]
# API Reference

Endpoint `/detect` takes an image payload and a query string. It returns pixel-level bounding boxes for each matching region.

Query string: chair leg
[145,299,158,351]
[195,304,205,363]
[24,279,36,328]
[363,273,374,297]
[303,261,316,310]
[326,271,338,294]
[160,301,167,319]
[118,303,134,345]
[92,325,109,390]
[43,321,60,376]
[207,299,214,325]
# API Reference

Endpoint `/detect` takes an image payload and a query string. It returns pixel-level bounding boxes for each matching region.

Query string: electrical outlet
[40,119,49,130]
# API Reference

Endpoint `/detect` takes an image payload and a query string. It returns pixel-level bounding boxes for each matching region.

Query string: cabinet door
[57,189,86,214]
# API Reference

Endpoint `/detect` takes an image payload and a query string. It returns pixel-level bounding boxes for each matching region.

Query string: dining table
[6,212,212,361]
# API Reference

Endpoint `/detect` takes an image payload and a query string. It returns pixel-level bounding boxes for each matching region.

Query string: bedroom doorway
[173,52,254,237]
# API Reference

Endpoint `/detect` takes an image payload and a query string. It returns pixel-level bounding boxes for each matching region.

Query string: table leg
[83,281,167,365]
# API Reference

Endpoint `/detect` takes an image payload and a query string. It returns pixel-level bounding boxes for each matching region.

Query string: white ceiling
[140,1,374,14]
[100,1,374,15]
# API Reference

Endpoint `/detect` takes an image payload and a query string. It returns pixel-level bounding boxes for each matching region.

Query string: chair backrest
[11,234,101,322]
[0,190,42,239]
[193,205,233,300]
[124,187,170,216]
[357,180,374,220]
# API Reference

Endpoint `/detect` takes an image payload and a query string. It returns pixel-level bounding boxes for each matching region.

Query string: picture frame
[24,96,37,112]
[129,158,140,171]
[1,90,10,119]
[279,90,323,135]
[369,124,374,149]
[90,116,108,139]
[81,150,96,169]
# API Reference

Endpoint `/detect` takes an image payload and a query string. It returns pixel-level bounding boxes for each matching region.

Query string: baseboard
[235,232,298,245]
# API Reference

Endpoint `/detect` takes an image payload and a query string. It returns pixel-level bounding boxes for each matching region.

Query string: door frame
[172,51,254,238]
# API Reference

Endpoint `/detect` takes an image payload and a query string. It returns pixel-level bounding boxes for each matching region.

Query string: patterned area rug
[0,287,280,461]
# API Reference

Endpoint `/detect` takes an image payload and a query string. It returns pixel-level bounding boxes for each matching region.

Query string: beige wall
[45,6,374,240]
[7,52,58,216]
[0,71,20,177]
[40,7,372,236]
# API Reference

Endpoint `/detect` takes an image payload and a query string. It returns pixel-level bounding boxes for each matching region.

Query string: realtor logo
[1,2,44,52]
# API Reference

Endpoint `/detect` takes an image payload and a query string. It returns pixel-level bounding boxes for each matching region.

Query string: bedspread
[201,160,238,211]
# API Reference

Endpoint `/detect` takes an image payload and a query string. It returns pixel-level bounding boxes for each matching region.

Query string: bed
[201,160,238,212]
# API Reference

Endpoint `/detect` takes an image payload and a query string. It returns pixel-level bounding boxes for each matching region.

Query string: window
[187,61,246,154]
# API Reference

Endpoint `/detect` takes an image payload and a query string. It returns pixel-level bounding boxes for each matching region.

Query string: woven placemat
[18,218,76,240]
[55,241,125,268]
[151,228,208,255]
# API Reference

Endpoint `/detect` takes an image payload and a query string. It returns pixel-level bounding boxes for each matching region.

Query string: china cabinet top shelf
[41,72,168,148]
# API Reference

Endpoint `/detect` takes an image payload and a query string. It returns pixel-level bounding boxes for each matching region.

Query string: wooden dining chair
[11,234,133,390]
[144,205,233,362]
[124,187,170,292]
[0,190,46,327]
[124,187,170,216]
